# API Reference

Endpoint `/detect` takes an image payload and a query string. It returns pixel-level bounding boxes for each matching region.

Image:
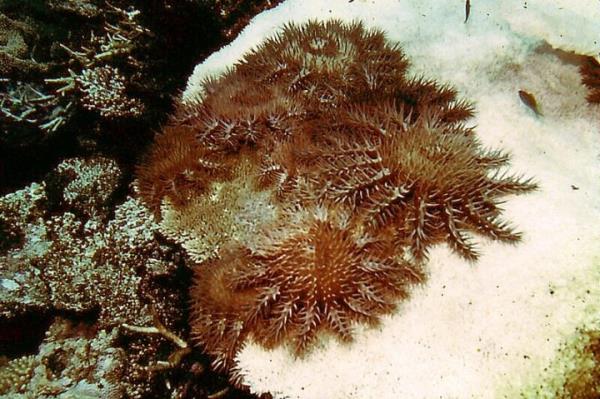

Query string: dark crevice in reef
[0,312,53,359]
[0,216,25,255]
[0,307,101,360]
[0,128,81,196]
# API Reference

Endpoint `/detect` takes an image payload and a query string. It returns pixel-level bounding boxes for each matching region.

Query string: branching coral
[136,19,535,375]
[40,2,151,123]
[75,65,144,118]
[0,81,73,134]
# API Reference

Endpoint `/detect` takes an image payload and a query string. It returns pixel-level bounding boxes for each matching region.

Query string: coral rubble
[136,19,535,375]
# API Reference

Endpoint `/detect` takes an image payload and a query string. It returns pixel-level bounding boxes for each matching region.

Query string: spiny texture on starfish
[135,19,536,374]
[136,125,232,214]
[580,55,600,103]
[173,78,306,152]
[311,117,537,261]
[236,19,409,107]
[189,205,423,371]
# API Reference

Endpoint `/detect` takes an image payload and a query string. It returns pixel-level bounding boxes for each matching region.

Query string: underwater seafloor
[1,0,600,398]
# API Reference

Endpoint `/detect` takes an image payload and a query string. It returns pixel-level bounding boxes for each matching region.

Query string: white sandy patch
[182,0,600,397]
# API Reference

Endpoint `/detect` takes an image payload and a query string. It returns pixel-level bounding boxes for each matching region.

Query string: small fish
[464,0,471,23]
[518,90,542,116]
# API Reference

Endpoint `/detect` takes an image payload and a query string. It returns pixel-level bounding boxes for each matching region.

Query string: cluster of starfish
[136,20,536,373]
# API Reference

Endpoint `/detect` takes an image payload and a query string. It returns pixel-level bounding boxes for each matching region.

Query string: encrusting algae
[135,19,536,377]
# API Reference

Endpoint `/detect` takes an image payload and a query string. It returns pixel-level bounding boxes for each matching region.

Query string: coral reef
[75,66,144,118]
[0,156,178,324]
[50,157,122,219]
[43,2,151,121]
[1,2,150,140]
[0,13,47,77]
[0,354,36,395]
[0,2,303,398]
[0,151,274,398]
[0,317,124,399]
[0,156,191,397]
[0,0,281,197]
[46,0,101,18]
[0,0,281,141]
[0,182,50,316]
[137,19,535,376]
[0,81,74,137]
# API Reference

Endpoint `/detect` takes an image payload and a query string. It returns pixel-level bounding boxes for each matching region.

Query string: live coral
[135,19,535,375]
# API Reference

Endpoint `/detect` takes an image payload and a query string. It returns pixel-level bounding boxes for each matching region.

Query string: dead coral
[0,81,74,135]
